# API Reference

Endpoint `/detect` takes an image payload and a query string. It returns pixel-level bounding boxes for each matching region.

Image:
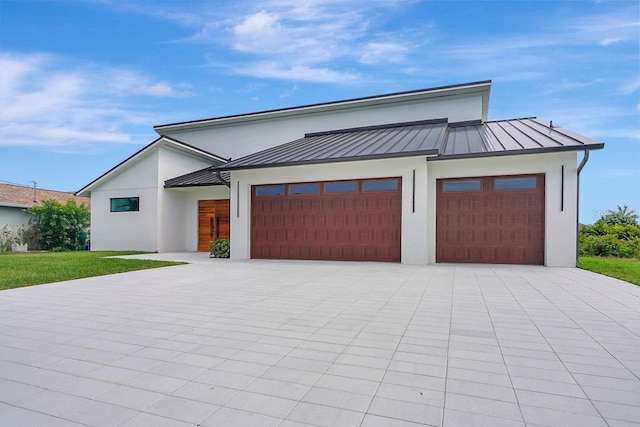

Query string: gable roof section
[215,118,604,172]
[164,168,230,188]
[155,80,492,133]
[76,136,227,196]
[1,183,90,208]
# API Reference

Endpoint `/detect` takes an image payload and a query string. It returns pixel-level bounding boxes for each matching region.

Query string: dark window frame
[110,197,140,212]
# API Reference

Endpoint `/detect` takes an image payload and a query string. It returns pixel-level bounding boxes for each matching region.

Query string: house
[77,81,604,267]
[0,183,90,229]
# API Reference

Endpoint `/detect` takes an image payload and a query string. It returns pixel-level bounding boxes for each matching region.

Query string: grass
[578,256,640,286]
[0,251,185,290]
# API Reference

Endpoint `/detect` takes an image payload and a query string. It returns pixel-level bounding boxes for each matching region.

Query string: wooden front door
[198,200,230,252]
[436,174,545,265]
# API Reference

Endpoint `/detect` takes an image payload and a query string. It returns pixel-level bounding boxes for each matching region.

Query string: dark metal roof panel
[218,121,447,170]
[164,168,230,188]
[216,118,603,171]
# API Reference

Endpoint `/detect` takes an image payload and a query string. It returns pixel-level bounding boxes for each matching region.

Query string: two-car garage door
[251,178,402,262]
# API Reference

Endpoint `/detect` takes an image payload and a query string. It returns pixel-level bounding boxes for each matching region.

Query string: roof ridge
[304,118,448,138]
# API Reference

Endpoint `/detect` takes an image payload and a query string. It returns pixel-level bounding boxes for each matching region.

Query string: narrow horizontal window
[495,177,536,190]
[324,181,357,193]
[289,183,320,195]
[362,179,398,192]
[442,180,481,192]
[110,197,139,212]
[255,185,284,196]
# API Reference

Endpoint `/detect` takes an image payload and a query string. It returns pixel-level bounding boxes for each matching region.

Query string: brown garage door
[198,199,230,252]
[251,178,401,262]
[436,174,545,265]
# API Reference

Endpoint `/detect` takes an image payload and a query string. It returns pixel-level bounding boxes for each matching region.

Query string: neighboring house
[77,81,604,267]
[0,183,90,229]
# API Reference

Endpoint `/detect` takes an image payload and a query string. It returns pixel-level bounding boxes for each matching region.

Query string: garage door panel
[437,174,544,265]
[252,179,401,262]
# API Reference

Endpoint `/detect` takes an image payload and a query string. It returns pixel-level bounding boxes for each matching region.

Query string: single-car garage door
[436,174,545,265]
[251,178,401,262]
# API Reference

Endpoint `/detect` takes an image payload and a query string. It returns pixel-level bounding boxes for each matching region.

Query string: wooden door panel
[198,199,230,252]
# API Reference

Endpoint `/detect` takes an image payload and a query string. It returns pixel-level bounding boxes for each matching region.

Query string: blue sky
[0,0,638,223]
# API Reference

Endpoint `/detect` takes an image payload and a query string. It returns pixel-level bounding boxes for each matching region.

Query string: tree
[598,205,638,227]
[25,199,90,251]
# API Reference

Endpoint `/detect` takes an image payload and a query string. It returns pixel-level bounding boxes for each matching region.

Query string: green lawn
[0,251,185,290]
[578,256,640,286]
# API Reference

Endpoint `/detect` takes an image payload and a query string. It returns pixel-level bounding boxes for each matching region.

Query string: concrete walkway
[0,258,639,426]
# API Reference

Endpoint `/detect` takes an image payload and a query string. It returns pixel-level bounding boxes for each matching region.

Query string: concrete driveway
[1,256,639,426]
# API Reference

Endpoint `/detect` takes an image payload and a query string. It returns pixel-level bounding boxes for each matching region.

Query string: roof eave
[76,137,225,196]
[0,202,33,209]
[155,81,492,133]
[164,182,227,189]
[427,143,605,162]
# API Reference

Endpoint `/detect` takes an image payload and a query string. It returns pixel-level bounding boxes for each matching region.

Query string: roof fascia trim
[0,202,33,209]
[155,81,491,133]
[427,143,605,162]
[76,137,225,196]
[160,135,230,163]
[164,182,227,189]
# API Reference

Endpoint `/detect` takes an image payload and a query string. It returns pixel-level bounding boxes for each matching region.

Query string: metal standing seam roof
[164,168,230,188]
[212,117,603,172]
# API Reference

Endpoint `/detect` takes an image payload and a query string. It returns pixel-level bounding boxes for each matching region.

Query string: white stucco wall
[157,147,219,252]
[163,95,483,161]
[90,151,160,251]
[90,144,217,252]
[229,157,430,264]
[426,152,578,267]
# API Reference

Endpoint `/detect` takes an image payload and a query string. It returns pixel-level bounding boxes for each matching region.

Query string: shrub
[25,199,90,251]
[210,238,230,258]
[579,224,640,258]
[598,205,638,227]
[0,225,20,252]
[19,220,45,250]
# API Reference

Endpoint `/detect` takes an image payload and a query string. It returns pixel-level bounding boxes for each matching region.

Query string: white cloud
[233,61,361,83]
[119,0,418,83]
[599,37,622,46]
[0,52,192,149]
[359,41,409,65]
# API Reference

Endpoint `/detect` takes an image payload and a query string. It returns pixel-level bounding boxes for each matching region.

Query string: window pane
[495,177,536,190]
[442,180,481,192]
[255,185,284,196]
[110,197,139,212]
[324,181,357,193]
[289,183,320,195]
[362,179,398,192]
